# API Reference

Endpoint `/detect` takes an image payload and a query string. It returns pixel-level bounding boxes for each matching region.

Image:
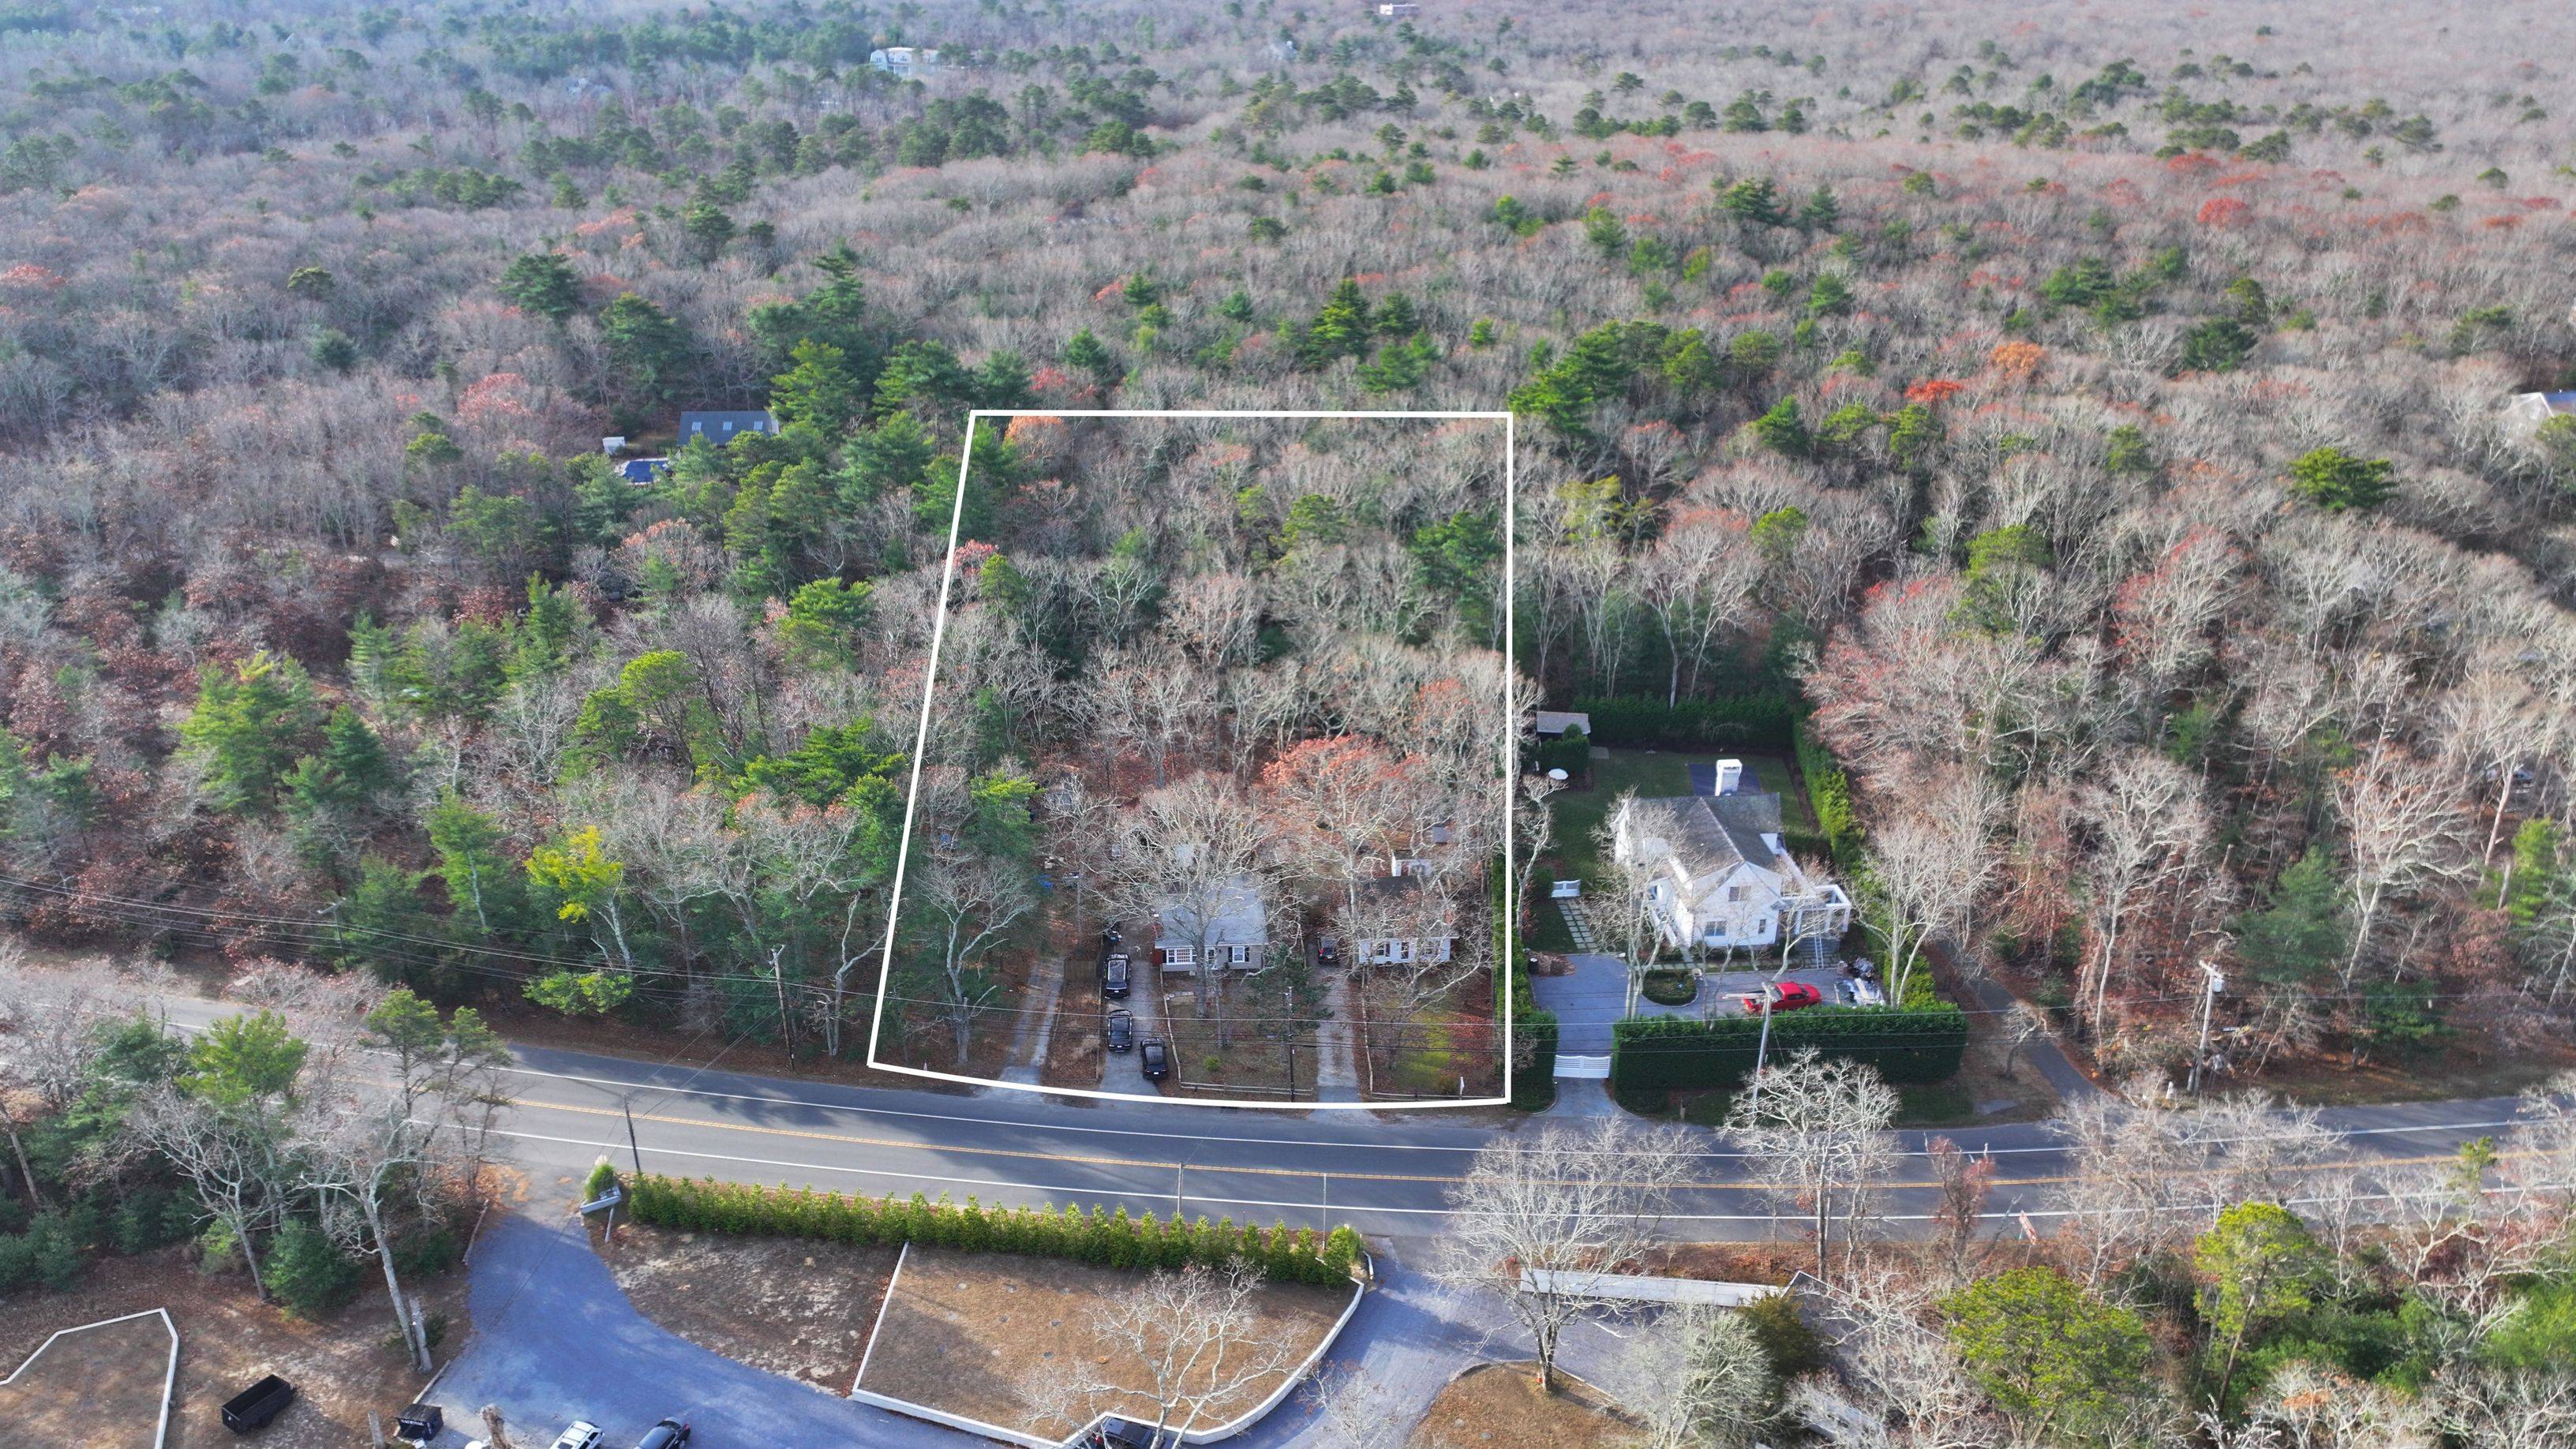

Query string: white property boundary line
[848,1239,909,1398]
[848,1244,1372,1447]
[0,1306,179,1447]
[866,407,1519,1110]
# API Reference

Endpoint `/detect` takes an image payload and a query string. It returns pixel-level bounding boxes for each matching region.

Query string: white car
[549,1425,605,1449]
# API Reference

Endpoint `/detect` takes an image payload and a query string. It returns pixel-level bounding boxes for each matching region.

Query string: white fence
[1554,1054,1611,1080]
[1518,1269,1785,1307]
[851,1245,1374,1447]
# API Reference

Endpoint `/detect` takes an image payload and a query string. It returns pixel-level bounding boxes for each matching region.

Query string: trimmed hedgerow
[1568,694,1799,751]
[1792,713,1863,871]
[1497,862,1556,1109]
[623,1174,1365,1286]
[1608,1005,1968,1091]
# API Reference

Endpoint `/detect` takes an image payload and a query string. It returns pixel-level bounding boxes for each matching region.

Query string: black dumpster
[395,1403,444,1440]
[220,1375,296,1432]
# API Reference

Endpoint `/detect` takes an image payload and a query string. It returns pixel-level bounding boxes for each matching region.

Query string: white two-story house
[1609,760,1853,958]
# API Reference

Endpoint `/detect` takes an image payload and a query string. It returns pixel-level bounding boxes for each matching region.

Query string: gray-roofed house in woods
[1610,758,1852,958]
[679,410,779,446]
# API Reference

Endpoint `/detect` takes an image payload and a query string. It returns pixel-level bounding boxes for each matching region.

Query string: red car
[1739,982,1823,1015]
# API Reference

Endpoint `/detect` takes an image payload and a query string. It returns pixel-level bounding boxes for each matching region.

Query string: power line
[4,870,2556,1043]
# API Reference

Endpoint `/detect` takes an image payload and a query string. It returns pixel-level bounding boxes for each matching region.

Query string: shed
[1533,710,1592,739]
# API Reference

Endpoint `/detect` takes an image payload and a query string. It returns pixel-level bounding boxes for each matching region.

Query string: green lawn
[1892,1083,1979,1127]
[1523,897,1578,953]
[1544,748,1814,890]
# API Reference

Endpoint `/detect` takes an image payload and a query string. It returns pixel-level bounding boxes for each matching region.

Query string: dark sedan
[1105,1009,1136,1053]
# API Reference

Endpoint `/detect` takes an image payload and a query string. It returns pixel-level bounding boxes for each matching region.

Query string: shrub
[1793,715,1862,869]
[268,1220,363,1318]
[394,1224,460,1279]
[0,1229,36,1293]
[1743,1292,1826,1378]
[583,1159,620,1201]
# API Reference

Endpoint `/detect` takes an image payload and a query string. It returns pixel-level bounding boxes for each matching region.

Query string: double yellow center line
[523,1097,2509,1195]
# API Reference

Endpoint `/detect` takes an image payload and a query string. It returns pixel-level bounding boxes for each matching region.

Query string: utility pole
[1747,983,1779,1111]
[2187,960,2225,1095]
[623,1101,643,1176]
[769,945,792,1061]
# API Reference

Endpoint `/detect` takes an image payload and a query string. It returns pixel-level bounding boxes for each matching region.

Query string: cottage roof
[1156,875,1267,945]
[1628,792,1786,878]
[679,410,778,444]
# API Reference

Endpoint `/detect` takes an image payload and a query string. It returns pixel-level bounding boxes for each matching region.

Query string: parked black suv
[1140,1039,1170,1081]
[1088,1418,1169,1448]
[1103,953,1132,998]
[634,1421,692,1449]
[1105,1009,1136,1053]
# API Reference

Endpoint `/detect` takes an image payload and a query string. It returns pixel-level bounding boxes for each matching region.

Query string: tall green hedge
[1792,714,1862,871]
[1608,1005,1968,1091]
[623,1175,1365,1286]
[1568,695,1799,751]
[1532,727,1590,778]
[1497,864,1556,1109]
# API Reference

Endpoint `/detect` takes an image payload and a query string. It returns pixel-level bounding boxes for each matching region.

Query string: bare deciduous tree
[1040,1260,1305,1443]
[1438,1116,1694,1394]
[1628,1304,1779,1449]
[2333,744,2474,983]
[1724,1049,1898,1283]
[2077,751,2208,1035]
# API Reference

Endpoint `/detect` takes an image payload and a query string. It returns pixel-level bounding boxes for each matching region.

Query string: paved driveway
[1531,953,1845,1054]
[424,1214,1665,1449]
[1232,1245,1668,1447]
[424,1212,974,1448]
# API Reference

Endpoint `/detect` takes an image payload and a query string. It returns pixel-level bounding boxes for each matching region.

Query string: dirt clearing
[592,1218,898,1391]
[0,1245,466,1449]
[858,1245,1353,1437]
[1406,1363,1634,1449]
[0,1309,173,1449]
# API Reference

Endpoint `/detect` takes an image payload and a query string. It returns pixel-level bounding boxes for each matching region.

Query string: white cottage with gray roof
[1610,760,1852,956]
[1154,874,1269,974]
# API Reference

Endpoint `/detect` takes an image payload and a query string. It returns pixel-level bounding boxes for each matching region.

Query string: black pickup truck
[220,1375,296,1432]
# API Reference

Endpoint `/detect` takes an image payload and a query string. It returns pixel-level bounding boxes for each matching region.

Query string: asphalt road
[156,996,2539,1244]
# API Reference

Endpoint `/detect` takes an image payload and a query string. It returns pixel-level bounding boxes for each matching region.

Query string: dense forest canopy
[0,0,2560,1087]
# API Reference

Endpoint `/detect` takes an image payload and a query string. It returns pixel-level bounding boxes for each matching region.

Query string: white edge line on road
[481,1125,2564,1227]
[163,1010,2526,1160]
